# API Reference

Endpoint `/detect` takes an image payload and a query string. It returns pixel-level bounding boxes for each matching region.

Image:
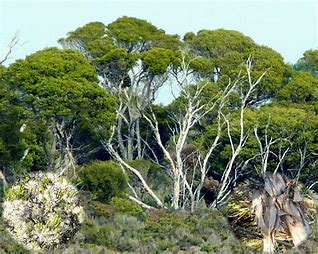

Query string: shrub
[79,160,128,202]
[2,171,85,252]
[110,197,146,219]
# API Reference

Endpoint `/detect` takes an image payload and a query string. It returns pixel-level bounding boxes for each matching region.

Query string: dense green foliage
[0,48,117,174]
[5,47,117,134]
[294,49,318,77]
[184,29,292,103]
[59,17,180,90]
[79,160,128,202]
[278,71,318,103]
[0,79,27,170]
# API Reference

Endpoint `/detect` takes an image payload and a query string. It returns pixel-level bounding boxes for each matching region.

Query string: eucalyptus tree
[58,18,315,211]
[59,16,181,162]
[278,71,318,103]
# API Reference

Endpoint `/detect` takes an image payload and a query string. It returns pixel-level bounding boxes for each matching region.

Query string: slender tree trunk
[47,126,57,170]
[173,175,181,210]
[117,115,127,160]
[127,121,135,162]
[136,118,142,159]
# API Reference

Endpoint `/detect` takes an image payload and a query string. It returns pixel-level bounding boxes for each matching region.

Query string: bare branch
[1,32,20,64]
[103,131,164,208]
[212,59,266,207]
[128,195,157,210]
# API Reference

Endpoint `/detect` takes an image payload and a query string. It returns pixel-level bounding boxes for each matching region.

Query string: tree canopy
[294,49,318,77]
[1,47,117,173]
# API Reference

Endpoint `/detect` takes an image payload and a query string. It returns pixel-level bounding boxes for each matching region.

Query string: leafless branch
[0,32,20,64]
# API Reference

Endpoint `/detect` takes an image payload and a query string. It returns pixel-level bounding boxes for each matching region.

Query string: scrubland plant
[78,160,128,202]
[2,171,85,251]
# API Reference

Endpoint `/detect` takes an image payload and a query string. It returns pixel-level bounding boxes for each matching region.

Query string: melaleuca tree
[4,48,117,176]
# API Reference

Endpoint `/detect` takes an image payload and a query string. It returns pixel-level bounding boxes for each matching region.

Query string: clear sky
[0,0,317,103]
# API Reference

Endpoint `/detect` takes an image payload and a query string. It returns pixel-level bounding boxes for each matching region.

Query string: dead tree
[211,58,266,208]
[105,54,265,211]
[143,53,235,210]
[104,52,233,210]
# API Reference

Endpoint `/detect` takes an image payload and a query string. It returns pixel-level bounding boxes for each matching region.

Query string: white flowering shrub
[2,171,85,251]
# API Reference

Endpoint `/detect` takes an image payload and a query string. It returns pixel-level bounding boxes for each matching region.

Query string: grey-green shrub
[2,172,84,251]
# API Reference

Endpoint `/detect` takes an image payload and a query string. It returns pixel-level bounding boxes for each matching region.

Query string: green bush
[110,197,146,219]
[79,160,128,202]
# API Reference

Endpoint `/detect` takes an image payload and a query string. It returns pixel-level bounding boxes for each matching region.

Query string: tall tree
[4,48,117,176]
[59,17,181,162]
[278,71,318,103]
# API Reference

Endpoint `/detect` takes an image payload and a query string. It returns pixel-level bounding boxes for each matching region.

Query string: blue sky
[0,0,317,64]
[0,0,317,103]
